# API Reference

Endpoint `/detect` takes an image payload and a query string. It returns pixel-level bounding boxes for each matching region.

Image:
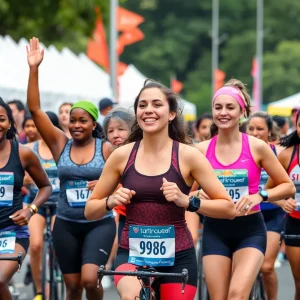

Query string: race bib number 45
[0,231,16,254]
[0,172,14,207]
[66,180,91,207]
[215,169,249,202]
[128,225,175,267]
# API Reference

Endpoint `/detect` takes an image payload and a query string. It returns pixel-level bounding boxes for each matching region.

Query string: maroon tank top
[120,140,194,252]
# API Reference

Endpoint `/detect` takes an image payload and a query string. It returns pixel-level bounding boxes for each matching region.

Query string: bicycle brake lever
[181,268,189,294]
[97,265,105,289]
[17,252,23,272]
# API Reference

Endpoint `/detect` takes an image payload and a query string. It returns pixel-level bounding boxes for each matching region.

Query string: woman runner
[0,98,51,300]
[196,79,295,299]
[85,79,236,300]
[26,37,116,300]
[266,110,300,300]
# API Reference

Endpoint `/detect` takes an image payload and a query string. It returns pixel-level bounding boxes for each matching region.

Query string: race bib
[0,231,16,254]
[259,170,268,192]
[215,169,249,202]
[128,225,175,267]
[289,165,300,211]
[66,180,91,207]
[32,176,60,193]
[0,172,14,207]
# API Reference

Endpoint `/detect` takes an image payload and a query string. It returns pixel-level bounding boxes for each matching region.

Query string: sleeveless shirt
[119,140,194,252]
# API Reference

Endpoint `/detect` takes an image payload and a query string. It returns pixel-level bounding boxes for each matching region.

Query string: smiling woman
[85,79,236,300]
[26,37,116,300]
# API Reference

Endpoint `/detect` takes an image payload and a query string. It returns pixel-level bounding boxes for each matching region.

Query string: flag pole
[110,0,118,101]
[256,0,263,111]
[212,0,219,97]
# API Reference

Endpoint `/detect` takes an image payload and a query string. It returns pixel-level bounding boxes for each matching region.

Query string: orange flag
[214,68,226,91]
[87,7,109,71]
[117,61,128,76]
[117,27,144,55]
[117,7,145,32]
[171,79,183,93]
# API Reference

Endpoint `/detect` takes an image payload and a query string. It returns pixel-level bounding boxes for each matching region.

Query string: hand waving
[27,37,44,68]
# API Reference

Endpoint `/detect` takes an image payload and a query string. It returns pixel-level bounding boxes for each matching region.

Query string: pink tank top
[206,133,261,211]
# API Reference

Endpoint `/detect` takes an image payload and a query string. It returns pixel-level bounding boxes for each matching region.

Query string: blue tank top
[0,140,25,229]
[57,138,113,222]
[260,144,279,210]
[28,141,59,203]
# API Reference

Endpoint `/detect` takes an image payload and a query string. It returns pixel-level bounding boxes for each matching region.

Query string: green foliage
[1,0,300,113]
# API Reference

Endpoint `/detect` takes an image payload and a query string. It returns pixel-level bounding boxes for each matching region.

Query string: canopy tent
[0,35,112,112]
[267,93,300,116]
[119,65,197,121]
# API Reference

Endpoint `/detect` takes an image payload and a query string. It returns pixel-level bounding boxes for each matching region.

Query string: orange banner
[171,79,183,93]
[117,61,128,76]
[87,7,109,71]
[117,7,145,32]
[214,68,226,91]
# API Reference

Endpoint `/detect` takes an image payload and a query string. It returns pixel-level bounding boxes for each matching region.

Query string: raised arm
[27,37,68,162]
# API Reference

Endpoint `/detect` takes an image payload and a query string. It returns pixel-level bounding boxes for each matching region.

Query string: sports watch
[258,190,269,202]
[187,196,201,212]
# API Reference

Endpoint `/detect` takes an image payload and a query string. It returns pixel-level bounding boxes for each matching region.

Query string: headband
[71,101,99,121]
[213,86,245,110]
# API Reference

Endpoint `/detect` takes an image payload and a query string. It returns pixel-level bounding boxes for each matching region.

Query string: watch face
[261,191,268,197]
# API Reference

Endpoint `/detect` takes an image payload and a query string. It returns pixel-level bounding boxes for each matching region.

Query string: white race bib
[128,225,175,267]
[66,180,91,207]
[0,231,16,254]
[289,165,300,211]
[215,169,249,202]
[0,172,14,207]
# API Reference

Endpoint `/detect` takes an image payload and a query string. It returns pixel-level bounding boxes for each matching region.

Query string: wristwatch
[105,196,112,211]
[258,190,269,202]
[186,196,201,212]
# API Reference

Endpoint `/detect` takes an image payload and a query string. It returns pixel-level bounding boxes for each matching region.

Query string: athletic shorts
[203,212,267,258]
[53,217,116,274]
[261,208,286,233]
[285,215,300,247]
[38,204,57,219]
[16,238,30,253]
[114,247,197,287]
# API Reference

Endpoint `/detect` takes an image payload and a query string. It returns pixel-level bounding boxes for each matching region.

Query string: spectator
[288,108,299,134]
[8,99,26,143]
[273,115,289,137]
[98,98,117,125]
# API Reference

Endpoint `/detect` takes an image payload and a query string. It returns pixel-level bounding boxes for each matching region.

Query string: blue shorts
[261,208,286,233]
[203,212,267,258]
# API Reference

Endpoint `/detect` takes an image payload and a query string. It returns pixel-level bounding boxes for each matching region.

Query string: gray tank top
[57,138,113,222]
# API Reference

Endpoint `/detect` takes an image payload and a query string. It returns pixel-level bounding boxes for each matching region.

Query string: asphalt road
[12,255,294,300]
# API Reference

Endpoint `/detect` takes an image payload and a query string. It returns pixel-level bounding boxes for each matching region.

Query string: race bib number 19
[215,169,249,202]
[128,225,175,267]
[66,180,91,207]
[0,231,16,254]
[0,172,14,207]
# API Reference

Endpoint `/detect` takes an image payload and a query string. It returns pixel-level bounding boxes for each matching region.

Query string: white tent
[267,93,300,116]
[119,65,197,121]
[0,35,112,112]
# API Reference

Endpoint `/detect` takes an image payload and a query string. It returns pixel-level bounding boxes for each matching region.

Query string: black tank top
[120,140,194,252]
[0,140,25,229]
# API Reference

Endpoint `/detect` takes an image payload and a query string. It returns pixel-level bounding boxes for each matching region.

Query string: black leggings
[53,217,116,274]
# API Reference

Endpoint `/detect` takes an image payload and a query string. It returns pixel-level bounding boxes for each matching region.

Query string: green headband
[71,101,99,121]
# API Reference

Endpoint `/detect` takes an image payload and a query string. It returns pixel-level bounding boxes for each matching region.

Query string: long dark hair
[125,79,191,145]
[0,97,17,140]
[93,122,105,139]
[280,110,300,148]
[210,79,252,137]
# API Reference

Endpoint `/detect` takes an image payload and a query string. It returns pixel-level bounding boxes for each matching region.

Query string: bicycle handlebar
[0,252,23,271]
[97,265,189,294]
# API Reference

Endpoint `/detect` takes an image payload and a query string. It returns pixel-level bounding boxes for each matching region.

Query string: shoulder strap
[171,140,180,173]
[287,145,298,173]
[123,141,140,175]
